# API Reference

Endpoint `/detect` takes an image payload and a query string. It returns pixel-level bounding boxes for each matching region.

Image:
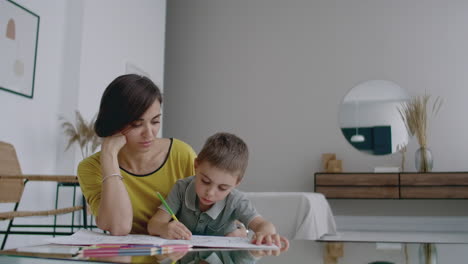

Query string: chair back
[0,141,24,203]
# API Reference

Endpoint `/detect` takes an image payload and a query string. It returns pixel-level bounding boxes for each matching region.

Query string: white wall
[163,0,468,218]
[1,0,66,180]
[77,0,167,125]
[0,0,167,249]
[0,0,69,249]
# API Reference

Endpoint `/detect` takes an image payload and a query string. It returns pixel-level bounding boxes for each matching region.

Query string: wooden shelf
[315,173,399,198]
[315,172,468,199]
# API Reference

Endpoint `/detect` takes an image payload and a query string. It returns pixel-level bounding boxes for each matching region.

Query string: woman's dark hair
[94,74,162,137]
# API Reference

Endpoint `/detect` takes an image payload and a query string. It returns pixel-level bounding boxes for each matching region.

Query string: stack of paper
[46,230,279,250]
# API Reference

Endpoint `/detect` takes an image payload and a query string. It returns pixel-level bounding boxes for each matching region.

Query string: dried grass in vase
[398,95,442,172]
[60,111,101,159]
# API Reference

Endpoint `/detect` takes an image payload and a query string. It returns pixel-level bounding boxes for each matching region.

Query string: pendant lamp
[350,100,365,143]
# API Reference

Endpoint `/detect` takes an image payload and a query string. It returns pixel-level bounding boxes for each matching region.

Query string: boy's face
[194,160,240,211]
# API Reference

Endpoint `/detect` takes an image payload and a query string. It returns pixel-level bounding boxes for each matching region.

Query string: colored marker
[90,244,156,248]
[80,245,191,257]
[156,192,179,222]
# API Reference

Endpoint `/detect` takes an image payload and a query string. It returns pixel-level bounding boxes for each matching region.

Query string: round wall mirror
[339,80,410,155]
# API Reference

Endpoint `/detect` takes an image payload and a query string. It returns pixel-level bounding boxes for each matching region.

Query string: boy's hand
[252,232,281,247]
[249,248,281,257]
[252,234,290,251]
[225,220,248,237]
[225,228,248,237]
[162,221,192,240]
[248,216,287,248]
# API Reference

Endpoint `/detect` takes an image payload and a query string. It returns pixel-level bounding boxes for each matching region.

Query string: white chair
[245,192,337,240]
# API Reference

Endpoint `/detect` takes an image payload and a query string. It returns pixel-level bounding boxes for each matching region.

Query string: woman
[78,74,196,235]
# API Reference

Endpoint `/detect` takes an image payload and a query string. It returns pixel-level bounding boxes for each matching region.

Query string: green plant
[60,111,101,159]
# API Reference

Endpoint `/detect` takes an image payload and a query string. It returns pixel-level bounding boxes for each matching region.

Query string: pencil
[90,244,155,248]
[83,249,192,258]
[156,192,179,222]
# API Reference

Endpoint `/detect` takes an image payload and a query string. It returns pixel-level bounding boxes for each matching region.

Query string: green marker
[156,192,179,222]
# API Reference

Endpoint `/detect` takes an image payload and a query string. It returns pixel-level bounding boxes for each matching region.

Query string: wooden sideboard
[314,172,468,199]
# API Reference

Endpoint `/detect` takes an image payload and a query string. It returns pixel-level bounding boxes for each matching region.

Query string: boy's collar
[185,177,226,220]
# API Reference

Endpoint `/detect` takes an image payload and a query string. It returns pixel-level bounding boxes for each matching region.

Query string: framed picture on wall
[0,0,40,99]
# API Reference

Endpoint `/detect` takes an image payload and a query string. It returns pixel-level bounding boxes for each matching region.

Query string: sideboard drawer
[401,186,468,198]
[315,173,399,198]
[316,186,399,199]
[315,173,398,186]
[400,173,468,185]
[314,172,468,199]
[400,172,468,198]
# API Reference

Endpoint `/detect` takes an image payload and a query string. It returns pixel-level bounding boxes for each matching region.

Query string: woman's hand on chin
[102,133,127,155]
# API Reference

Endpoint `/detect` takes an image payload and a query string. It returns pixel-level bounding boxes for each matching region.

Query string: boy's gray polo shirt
[160,176,260,236]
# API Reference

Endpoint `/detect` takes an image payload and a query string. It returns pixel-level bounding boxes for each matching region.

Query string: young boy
[148,132,286,248]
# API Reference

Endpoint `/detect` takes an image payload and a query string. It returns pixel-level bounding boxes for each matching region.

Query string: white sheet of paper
[16,245,81,255]
[46,230,278,250]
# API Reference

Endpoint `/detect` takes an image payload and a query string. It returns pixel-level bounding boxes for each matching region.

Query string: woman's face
[123,100,161,152]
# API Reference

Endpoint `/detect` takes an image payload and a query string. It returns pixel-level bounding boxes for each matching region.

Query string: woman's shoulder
[168,138,196,157]
[170,138,193,149]
[78,152,101,171]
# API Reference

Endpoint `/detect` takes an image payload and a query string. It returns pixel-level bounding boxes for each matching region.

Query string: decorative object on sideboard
[322,153,336,171]
[374,167,400,173]
[328,160,342,173]
[419,243,437,264]
[415,147,433,173]
[324,242,344,264]
[321,153,342,172]
[339,80,410,156]
[59,111,101,159]
[398,95,443,172]
[396,143,407,171]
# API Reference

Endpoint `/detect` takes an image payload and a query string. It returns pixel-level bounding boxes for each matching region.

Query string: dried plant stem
[398,95,442,172]
[397,144,407,172]
[59,111,101,159]
[423,244,434,264]
[419,147,429,172]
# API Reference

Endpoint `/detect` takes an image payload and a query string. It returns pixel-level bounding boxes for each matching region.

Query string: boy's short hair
[197,132,249,181]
